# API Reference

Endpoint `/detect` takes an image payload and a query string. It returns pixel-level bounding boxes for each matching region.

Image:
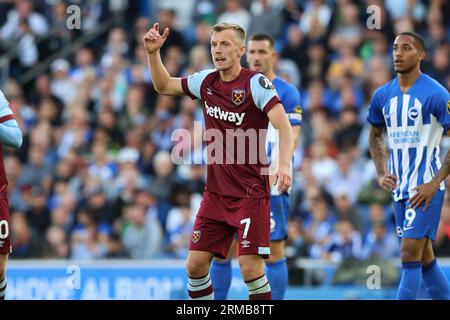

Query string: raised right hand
[377,173,398,192]
[143,23,170,54]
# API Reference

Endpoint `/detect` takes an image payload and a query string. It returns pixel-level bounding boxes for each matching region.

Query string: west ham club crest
[232,89,245,105]
[192,230,201,243]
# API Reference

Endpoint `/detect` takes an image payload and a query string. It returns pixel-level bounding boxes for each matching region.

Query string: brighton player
[0,90,23,300]
[368,31,450,300]
[210,34,301,300]
[143,23,293,300]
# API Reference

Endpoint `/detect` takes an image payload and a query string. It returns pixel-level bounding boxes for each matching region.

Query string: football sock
[187,273,214,300]
[0,276,6,300]
[422,259,450,300]
[246,274,272,300]
[266,257,288,300]
[396,261,422,300]
[210,260,232,300]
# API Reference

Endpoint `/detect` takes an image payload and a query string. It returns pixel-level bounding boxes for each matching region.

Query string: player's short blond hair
[211,23,246,45]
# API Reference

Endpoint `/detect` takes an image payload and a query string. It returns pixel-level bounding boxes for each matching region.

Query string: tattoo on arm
[369,126,387,177]
[433,150,450,185]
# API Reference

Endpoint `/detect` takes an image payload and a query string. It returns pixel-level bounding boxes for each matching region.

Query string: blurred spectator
[121,203,163,259]
[57,103,91,158]
[100,27,129,70]
[285,217,305,257]
[14,19,39,72]
[5,155,24,211]
[309,139,338,188]
[183,164,206,195]
[363,202,389,233]
[281,0,303,27]
[137,140,157,177]
[149,150,181,227]
[301,195,334,258]
[428,44,450,86]
[79,0,106,33]
[302,42,329,89]
[77,178,113,224]
[322,219,363,263]
[165,186,200,258]
[192,0,217,24]
[96,109,124,146]
[165,204,194,258]
[50,59,78,106]
[434,202,450,256]
[277,58,301,88]
[24,185,51,236]
[42,225,70,259]
[333,189,364,233]
[118,85,149,132]
[17,145,52,192]
[326,151,363,204]
[70,224,109,260]
[157,8,186,58]
[88,141,115,184]
[361,222,400,260]
[70,47,98,84]
[385,0,426,24]
[335,106,363,150]
[192,20,214,49]
[104,232,129,258]
[50,205,74,234]
[29,74,64,126]
[48,1,72,45]
[299,0,331,40]
[328,3,363,51]
[0,0,48,40]
[326,46,364,91]
[112,147,146,199]
[150,109,176,151]
[247,0,282,39]
[9,211,41,258]
[217,0,251,31]
[184,45,214,75]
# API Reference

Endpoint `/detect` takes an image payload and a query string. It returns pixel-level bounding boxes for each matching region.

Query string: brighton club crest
[192,230,201,243]
[232,89,245,105]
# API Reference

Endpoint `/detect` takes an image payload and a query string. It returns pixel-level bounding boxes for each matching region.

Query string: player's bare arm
[369,125,398,192]
[292,125,301,151]
[410,129,450,210]
[267,103,293,193]
[143,23,184,96]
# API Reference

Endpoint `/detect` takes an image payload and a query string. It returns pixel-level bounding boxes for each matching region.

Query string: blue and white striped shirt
[368,73,450,201]
[266,77,302,195]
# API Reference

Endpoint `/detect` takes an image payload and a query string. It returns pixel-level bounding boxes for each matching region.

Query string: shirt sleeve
[430,88,450,132]
[367,87,386,128]
[0,119,22,149]
[282,85,302,126]
[250,74,281,113]
[0,90,22,148]
[0,90,13,118]
[181,69,215,100]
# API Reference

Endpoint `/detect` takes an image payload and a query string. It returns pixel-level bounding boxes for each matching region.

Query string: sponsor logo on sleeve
[259,76,274,90]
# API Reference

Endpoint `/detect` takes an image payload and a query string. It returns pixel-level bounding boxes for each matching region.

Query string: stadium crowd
[0,0,449,267]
